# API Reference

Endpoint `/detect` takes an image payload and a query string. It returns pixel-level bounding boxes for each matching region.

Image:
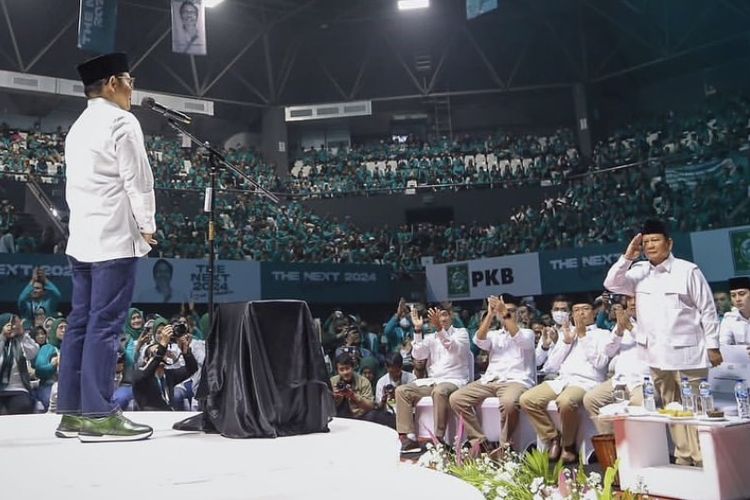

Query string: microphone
[141,97,192,125]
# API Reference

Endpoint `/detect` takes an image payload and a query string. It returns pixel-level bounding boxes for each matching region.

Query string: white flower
[586,471,602,487]
[495,485,508,498]
[530,477,545,493]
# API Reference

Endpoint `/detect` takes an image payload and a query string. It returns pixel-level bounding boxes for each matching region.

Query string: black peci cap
[729,276,750,291]
[76,52,129,86]
[641,218,669,238]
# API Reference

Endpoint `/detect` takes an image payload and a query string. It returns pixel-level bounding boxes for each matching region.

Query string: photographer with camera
[371,352,417,429]
[334,327,373,370]
[132,316,197,411]
[330,353,375,421]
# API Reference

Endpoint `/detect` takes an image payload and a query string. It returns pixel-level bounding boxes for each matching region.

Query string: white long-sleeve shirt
[605,321,651,391]
[719,308,750,345]
[474,327,536,388]
[604,254,719,370]
[545,324,613,394]
[65,98,156,262]
[412,326,470,388]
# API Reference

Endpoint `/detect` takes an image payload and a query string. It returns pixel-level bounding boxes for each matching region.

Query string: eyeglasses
[117,75,135,87]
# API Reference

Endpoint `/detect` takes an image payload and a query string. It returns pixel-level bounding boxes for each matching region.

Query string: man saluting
[604,219,721,467]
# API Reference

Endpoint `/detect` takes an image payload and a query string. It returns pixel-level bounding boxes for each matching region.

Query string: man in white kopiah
[395,306,470,453]
[450,295,536,455]
[604,218,721,467]
[719,276,750,349]
[583,296,650,434]
[519,298,613,464]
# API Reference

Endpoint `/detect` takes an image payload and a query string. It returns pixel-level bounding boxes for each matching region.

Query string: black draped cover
[178,300,334,438]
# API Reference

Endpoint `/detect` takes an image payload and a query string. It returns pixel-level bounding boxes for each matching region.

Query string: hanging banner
[425,253,542,302]
[466,0,498,20]
[77,0,118,54]
[171,0,207,55]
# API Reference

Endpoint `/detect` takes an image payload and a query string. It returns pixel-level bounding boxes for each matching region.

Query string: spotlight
[205,0,224,8]
[398,0,429,10]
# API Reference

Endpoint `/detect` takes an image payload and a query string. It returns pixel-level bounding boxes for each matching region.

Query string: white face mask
[552,310,570,326]
[399,318,411,329]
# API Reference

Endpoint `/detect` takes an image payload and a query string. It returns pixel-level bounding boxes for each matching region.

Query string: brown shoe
[561,449,578,464]
[548,437,561,461]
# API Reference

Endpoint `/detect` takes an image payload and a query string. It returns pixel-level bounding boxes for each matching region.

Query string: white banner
[133,257,260,304]
[690,225,750,282]
[171,0,207,55]
[425,253,542,302]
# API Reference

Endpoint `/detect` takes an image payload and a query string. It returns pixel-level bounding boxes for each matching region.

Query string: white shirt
[604,254,720,370]
[545,324,613,395]
[474,327,536,388]
[605,321,651,391]
[720,308,750,345]
[65,98,156,262]
[375,370,417,402]
[412,326,471,388]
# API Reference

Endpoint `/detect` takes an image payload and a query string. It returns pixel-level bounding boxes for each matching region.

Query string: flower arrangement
[415,420,649,500]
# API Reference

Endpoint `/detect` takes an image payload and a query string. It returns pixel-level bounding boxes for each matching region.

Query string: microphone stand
[165,118,279,328]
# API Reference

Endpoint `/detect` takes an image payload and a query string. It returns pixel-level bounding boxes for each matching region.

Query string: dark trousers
[0,391,35,415]
[58,257,137,417]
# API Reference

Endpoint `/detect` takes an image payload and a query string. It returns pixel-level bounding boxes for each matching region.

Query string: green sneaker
[78,413,153,443]
[55,415,84,438]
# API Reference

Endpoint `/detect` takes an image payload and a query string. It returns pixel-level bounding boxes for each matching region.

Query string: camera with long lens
[171,322,188,340]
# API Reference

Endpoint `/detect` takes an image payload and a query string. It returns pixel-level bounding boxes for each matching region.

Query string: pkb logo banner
[427,253,541,302]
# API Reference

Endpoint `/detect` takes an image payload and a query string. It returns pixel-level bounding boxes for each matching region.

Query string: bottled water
[698,379,714,416]
[643,376,656,412]
[735,379,750,419]
[680,377,695,412]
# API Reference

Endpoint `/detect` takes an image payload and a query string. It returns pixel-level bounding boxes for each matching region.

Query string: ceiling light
[398,0,429,11]
[205,0,225,8]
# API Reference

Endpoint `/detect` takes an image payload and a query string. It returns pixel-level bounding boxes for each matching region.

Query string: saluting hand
[624,233,642,260]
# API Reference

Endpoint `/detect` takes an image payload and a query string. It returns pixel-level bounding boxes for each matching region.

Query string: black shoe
[78,413,153,443]
[55,415,83,438]
[400,438,422,454]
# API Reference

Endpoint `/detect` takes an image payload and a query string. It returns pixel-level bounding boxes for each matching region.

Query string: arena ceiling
[0,0,748,113]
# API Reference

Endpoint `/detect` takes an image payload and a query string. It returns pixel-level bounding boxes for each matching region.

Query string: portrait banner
[171,0,207,55]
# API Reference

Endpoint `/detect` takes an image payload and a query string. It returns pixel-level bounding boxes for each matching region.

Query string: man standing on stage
[604,219,721,466]
[56,53,156,442]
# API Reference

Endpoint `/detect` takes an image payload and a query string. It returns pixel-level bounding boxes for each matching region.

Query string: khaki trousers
[449,381,527,445]
[519,382,587,449]
[651,367,708,464]
[583,378,644,434]
[395,382,458,438]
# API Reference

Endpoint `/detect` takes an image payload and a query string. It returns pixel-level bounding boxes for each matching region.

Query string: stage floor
[0,412,482,500]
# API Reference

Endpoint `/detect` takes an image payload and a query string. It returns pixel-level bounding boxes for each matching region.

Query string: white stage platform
[0,412,482,500]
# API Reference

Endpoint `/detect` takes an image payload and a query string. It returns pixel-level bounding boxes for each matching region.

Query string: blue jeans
[33,383,53,412]
[172,380,194,411]
[58,257,137,417]
[113,385,134,411]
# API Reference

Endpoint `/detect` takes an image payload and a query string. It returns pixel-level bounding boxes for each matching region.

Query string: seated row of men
[332,293,644,464]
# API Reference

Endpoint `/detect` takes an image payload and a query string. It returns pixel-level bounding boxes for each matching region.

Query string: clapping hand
[614,307,632,335]
[427,307,442,330]
[410,308,423,330]
[561,318,576,344]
